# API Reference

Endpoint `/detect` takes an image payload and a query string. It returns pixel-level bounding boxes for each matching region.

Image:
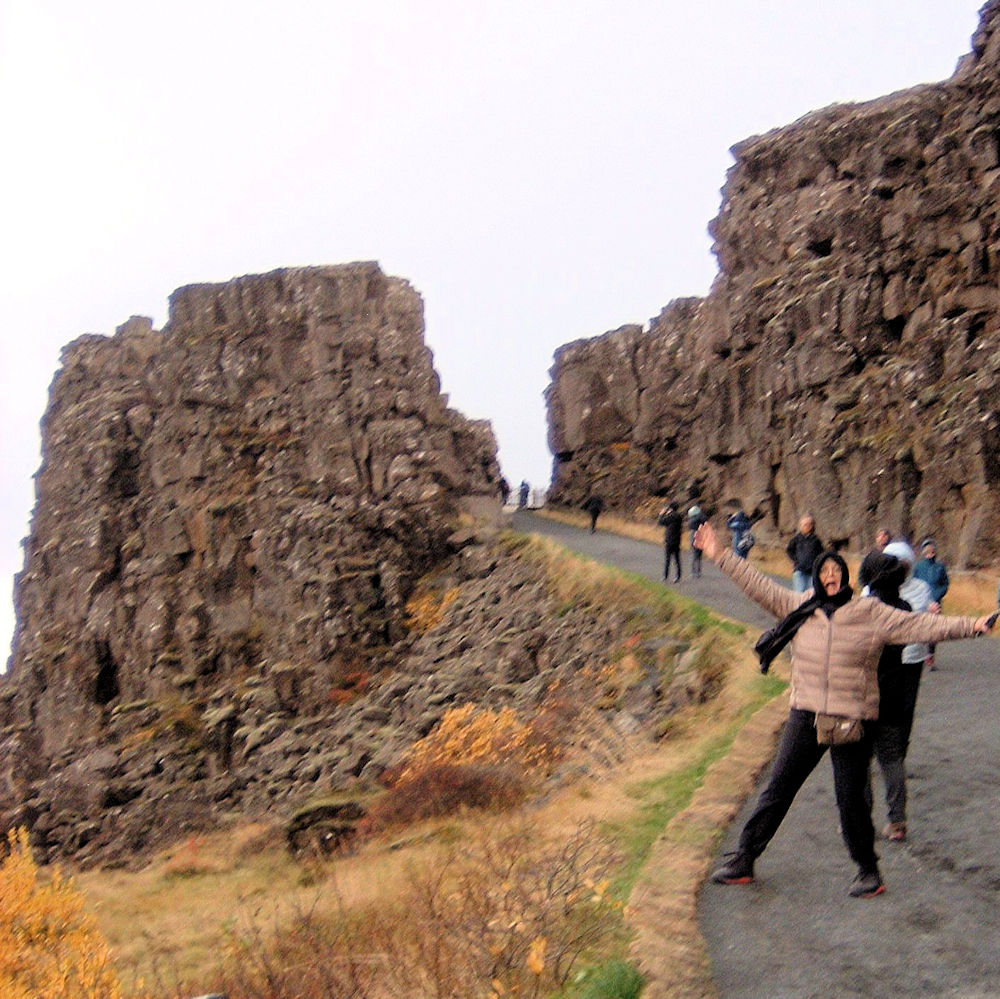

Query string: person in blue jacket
[913,538,949,668]
[726,509,754,558]
[912,539,949,603]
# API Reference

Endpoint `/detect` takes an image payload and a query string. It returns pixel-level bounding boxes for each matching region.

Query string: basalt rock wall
[0,263,501,858]
[548,1,1000,567]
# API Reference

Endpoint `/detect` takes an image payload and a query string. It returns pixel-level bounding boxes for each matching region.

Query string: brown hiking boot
[883,821,907,842]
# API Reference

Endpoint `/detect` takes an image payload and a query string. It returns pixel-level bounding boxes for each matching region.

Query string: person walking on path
[687,504,707,578]
[858,550,915,844]
[786,514,824,592]
[913,538,949,604]
[725,509,754,559]
[913,538,949,670]
[693,519,992,899]
[582,494,604,533]
[658,501,684,582]
[871,541,936,841]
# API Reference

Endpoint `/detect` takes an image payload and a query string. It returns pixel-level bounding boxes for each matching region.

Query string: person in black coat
[582,494,604,533]
[658,501,684,582]
[858,551,912,842]
[786,515,824,592]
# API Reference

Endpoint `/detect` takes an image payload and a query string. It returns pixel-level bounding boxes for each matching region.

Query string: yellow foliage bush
[395,703,553,785]
[403,585,459,635]
[0,828,124,999]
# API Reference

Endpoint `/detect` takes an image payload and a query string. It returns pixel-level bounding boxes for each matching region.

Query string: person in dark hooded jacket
[582,494,604,533]
[693,519,993,899]
[657,501,684,582]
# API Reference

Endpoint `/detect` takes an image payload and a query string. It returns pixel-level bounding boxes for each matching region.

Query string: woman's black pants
[737,708,878,873]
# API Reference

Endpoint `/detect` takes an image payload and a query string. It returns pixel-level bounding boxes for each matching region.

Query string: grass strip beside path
[626,691,789,999]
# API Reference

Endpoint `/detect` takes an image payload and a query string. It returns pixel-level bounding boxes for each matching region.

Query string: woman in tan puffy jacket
[694,519,993,899]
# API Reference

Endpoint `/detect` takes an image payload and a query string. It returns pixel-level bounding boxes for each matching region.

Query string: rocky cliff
[1,263,719,866]
[0,263,504,860]
[547,1,1000,567]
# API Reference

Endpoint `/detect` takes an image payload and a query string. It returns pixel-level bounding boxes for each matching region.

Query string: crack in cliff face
[547,3,1000,567]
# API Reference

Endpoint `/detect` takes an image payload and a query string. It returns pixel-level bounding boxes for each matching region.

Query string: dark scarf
[754,551,853,673]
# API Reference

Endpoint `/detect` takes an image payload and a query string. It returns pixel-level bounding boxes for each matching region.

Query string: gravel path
[514,511,1000,999]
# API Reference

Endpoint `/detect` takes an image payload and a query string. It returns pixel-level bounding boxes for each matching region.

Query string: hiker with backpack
[726,509,755,559]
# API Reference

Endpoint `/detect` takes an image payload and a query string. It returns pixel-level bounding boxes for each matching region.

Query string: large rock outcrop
[0,263,503,860]
[547,2,1000,567]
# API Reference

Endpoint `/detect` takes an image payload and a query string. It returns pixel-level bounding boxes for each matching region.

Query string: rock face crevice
[547,1,1000,567]
[1,263,504,859]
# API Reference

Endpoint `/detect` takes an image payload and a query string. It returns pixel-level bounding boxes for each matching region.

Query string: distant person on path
[658,501,684,582]
[726,509,754,559]
[687,504,707,578]
[582,494,604,533]
[786,514,824,592]
[913,538,949,670]
[518,481,530,509]
[499,477,511,506]
[693,519,992,899]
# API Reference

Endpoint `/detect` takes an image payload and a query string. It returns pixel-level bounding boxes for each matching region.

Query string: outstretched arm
[873,602,995,643]
[694,521,802,619]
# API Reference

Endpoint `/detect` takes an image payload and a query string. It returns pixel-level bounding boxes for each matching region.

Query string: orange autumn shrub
[365,703,563,830]
[394,703,553,784]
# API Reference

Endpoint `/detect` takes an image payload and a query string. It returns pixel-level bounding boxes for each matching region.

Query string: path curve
[513,511,1000,999]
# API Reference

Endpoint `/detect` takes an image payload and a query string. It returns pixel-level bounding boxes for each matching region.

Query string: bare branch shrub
[208,818,622,999]
[362,761,529,832]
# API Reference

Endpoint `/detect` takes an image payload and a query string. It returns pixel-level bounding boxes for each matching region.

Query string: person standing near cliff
[786,514,824,592]
[658,501,684,582]
[692,518,993,898]
[857,551,913,845]
[913,538,949,670]
[582,494,604,533]
[873,540,936,841]
[869,526,892,556]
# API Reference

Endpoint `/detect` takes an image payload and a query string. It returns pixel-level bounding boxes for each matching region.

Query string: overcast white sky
[0,0,986,664]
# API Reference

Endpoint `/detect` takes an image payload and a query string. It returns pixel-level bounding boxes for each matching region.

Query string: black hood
[858,552,906,602]
[812,550,851,597]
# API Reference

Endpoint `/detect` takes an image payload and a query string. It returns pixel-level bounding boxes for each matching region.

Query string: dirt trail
[515,511,1000,999]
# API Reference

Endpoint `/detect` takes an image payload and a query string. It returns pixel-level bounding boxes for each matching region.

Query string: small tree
[0,828,124,999]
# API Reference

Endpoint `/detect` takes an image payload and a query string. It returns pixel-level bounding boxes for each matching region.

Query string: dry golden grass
[77,700,776,999]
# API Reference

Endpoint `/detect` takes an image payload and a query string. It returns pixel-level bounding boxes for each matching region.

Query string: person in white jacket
[876,541,936,842]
